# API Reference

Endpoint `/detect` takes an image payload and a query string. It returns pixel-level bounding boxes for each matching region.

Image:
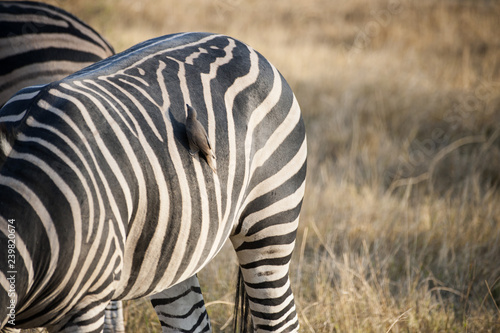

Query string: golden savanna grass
[20,0,500,331]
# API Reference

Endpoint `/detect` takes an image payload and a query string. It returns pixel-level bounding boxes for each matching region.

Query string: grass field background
[24,0,500,331]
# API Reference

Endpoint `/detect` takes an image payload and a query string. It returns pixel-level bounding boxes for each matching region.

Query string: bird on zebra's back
[185,104,217,173]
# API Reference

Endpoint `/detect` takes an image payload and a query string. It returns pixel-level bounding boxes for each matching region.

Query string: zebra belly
[113,200,233,300]
[114,234,227,300]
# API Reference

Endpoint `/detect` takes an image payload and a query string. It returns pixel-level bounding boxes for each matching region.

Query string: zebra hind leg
[150,275,211,333]
[52,299,110,333]
[230,184,304,332]
[230,220,300,332]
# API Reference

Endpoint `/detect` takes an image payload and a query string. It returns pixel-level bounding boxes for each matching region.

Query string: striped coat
[0,32,306,332]
[0,0,114,106]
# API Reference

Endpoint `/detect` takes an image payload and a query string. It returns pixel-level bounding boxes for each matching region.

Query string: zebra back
[0,0,114,106]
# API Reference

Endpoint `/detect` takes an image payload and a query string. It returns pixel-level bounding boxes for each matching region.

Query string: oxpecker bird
[185,104,217,173]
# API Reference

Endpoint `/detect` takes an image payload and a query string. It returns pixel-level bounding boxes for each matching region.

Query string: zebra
[0,0,115,106]
[1,3,213,331]
[0,2,129,331]
[0,31,307,332]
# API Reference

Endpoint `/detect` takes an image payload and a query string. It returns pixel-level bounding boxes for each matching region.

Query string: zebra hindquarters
[150,275,211,333]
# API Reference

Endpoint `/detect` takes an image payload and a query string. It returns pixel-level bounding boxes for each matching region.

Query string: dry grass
[20,0,500,331]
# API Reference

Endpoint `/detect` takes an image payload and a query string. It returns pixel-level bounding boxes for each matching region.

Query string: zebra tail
[233,268,253,333]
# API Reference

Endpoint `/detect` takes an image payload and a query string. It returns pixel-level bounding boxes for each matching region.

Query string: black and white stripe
[0,0,114,106]
[0,2,124,331]
[150,275,210,332]
[0,32,306,332]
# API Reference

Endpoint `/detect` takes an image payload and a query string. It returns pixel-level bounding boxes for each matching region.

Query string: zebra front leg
[49,299,110,333]
[230,205,301,332]
[150,275,211,333]
[103,301,125,333]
